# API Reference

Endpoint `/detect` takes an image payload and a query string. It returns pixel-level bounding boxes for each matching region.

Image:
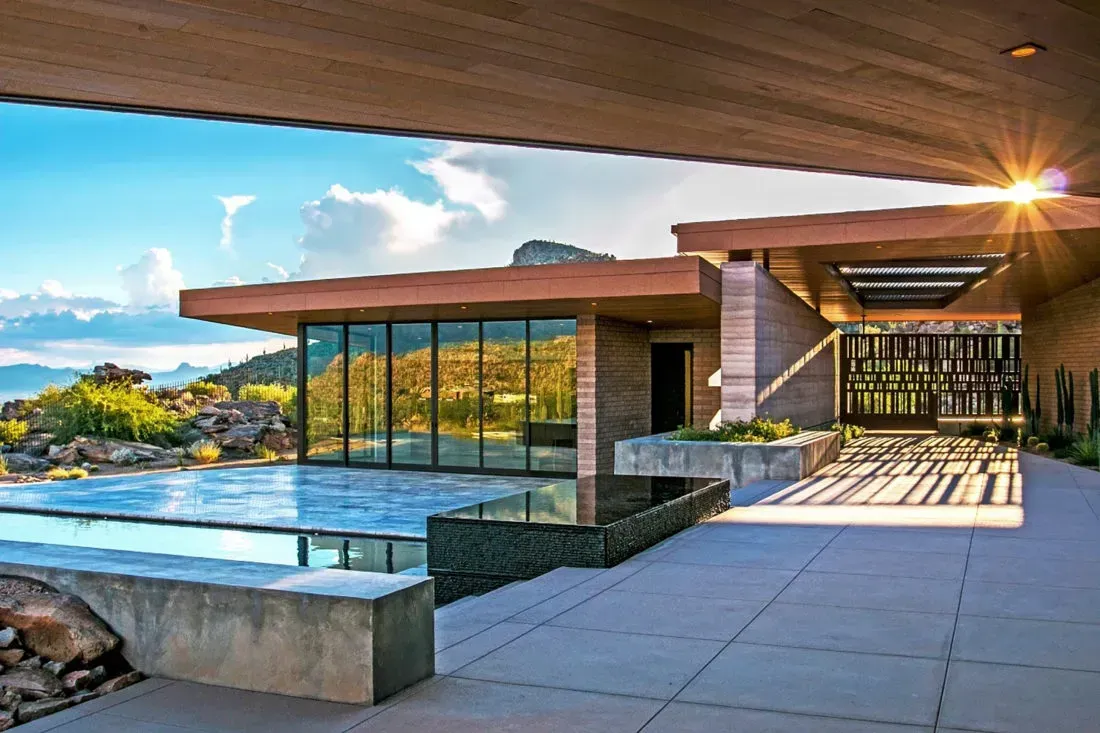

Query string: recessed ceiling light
[1001,42,1045,58]
[646,319,653,324]
[359,309,365,312]
[460,305,467,310]
[591,302,598,307]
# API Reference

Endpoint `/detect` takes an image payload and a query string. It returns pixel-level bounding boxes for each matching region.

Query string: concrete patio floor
[20,436,1100,733]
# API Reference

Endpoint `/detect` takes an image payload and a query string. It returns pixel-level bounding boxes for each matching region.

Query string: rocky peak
[509,240,616,267]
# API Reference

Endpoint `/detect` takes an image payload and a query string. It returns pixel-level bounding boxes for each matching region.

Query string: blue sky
[0,101,1006,372]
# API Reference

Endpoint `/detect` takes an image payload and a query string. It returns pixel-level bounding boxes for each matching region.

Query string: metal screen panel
[840,334,1020,429]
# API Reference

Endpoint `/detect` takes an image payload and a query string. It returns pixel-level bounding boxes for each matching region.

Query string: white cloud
[296,184,464,278]
[413,142,507,222]
[266,262,289,281]
[216,194,257,252]
[118,248,185,308]
[213,276,245,287]
[0,282,118,320]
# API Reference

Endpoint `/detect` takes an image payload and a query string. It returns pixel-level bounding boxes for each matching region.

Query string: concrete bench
[0,540,433,704]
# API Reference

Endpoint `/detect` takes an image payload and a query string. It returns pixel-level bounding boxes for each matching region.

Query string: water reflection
[0,512,426,574]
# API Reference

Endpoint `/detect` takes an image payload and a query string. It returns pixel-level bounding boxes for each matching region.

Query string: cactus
[1056,367,1065,434]
[1021,364,1033,438]
[1067,367,1075,435]
[1089,368,1100,441]
[1034,374,1042,436]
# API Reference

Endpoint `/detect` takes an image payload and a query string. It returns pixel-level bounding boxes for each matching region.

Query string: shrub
[998,426,1018,443]
[0,455,7,476]
[831,422,866,447]
[239,383,297,422]
[46,466,86,480]
[1035,442,1050,452]
[189,440,222,464]
[1027,436,1040,448]
[983,426,1000,443]
[1068,435,1100,467]
[186,381,231,401]
[0,419,29,446]
[670,417,800,444]
[42,379,180,444]
[253,444,278,461]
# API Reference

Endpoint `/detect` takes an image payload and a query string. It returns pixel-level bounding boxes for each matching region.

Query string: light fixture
[1001,42,1045,58]
[646,319,653,324]
[1007,180,1040,204]
[590,302,598,307]
[359,309,365,312]
[460,305,467,310]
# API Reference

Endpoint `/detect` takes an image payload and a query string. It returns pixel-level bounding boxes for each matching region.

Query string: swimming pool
[0,510,427,574]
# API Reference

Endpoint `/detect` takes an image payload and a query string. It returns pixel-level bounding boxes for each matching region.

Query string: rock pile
[191,400,295,453]
[90,363,152,387]
[0,578,141,728]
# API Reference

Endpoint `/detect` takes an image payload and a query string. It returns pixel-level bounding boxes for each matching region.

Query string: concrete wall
[1022,275,1100,432]
[721,262,839,428]
[577,315,651,476]
[0,541,435,705]
[651,328,721,429]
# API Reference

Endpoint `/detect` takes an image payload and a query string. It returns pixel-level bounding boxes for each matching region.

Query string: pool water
[0,511,426,574]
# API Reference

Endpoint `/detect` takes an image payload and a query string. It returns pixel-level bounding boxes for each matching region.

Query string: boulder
[261,431,293,452]
[93,671,142,694]
[63,437,174,465]
[0,401,28,422]
[1,454,49,474]
[0,649,23,667]
[0,710,11,731]
[60,667,99,693]
[0,667,63,700]
[91,363,151,386]
[16,697,72,723]
[0,627,14,648]
[214,400,281,421]
[0,582,120,665]
[0,688,18,712]
[219,424,264,450]
[197,405,221,417]
[47,445,80,466]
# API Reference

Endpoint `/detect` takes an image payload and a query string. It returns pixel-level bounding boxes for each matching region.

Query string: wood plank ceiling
[1,0,1098,192]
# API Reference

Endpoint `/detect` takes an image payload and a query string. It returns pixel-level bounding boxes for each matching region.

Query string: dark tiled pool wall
[605,479,730,565]
[427,479,730,604]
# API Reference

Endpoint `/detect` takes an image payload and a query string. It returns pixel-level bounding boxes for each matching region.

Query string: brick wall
[577,315,651,476]
[651,328,721,429]
[721,262,839,428]
[1021,276,1100,432]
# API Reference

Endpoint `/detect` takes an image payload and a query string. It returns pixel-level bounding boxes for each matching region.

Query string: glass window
[304,325,344,462]
[437,322,480,468]
[482,321,528,470]
[391,323,432,465]
[529,320,578,473]
[348,325,387,464]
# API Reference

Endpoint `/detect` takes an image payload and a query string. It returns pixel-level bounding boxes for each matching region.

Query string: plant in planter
[1089,367,1100,442]
[1055,364,1075,437]
[1021,364,1033,439]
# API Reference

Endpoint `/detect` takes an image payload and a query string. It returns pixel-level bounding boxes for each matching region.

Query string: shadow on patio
[724,435,1023,528]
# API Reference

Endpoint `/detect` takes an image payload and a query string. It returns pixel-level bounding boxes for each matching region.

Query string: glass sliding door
[482,320,528,470]
[348,325,387,465]
[436,322,480,468]
[304,325,345,462]
[529,319,578,473]
[391,323,432,465]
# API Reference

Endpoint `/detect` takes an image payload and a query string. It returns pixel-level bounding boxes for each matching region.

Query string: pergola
[1,1,1097,194]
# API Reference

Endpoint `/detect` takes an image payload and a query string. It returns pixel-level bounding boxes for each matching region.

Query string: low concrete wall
[615,430,839,487]
[0,541,434,705]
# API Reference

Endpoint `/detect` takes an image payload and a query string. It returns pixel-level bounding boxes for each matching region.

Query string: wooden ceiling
[1,0,1098,192]
[675,197,1100,321]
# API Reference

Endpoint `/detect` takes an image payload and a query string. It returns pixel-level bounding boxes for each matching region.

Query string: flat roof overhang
[674,196,1100,322]
[2,2,1098,193]
[180,256,722,335]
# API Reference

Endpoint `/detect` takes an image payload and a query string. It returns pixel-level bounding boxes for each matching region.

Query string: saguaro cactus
[1090,368,1100,441]
[1056,367,1065,434]
[1034,374,1043,436]
[1021,364,1033,438]
[1067,367,1076,435]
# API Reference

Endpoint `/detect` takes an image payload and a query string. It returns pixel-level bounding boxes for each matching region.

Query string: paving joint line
[932,520,975,730]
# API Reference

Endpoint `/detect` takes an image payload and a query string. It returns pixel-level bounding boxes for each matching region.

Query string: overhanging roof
[2,1,1098,192]
[674,196,1100,321]
[180,257,722,335]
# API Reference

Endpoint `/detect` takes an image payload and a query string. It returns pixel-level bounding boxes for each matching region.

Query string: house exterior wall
[650,328,721,429]
[577,315,651,476]
[1021,275,1100,432]
[721,262,839,428]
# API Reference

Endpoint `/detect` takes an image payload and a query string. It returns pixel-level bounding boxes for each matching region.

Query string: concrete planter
[614,430,839,487]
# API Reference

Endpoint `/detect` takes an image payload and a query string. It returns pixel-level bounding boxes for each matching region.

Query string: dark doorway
[652,343,693,433]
